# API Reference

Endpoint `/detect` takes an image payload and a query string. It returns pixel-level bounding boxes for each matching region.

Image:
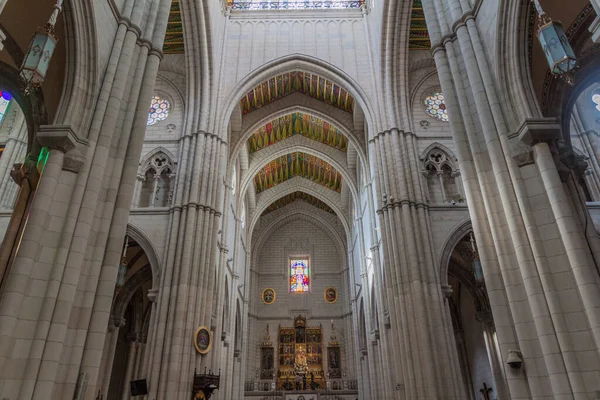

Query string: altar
[284,394,317,400]
[275,315,325,391]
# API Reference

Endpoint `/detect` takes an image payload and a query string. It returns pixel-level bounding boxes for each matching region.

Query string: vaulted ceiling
[262,191,335,216]
[254,152,343,194]
[163,1,431,53]
[240,72,355,115]
[247,112,349,153]
[409,0,431,50]
[164,0,184,54]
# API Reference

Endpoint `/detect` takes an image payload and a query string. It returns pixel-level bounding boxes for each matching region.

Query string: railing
[260,391,284,400]
[319,390,347,400]
[229,0,364,10]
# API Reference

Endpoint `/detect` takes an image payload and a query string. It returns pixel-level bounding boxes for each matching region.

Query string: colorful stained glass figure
[290,259,309,293]
[0,90,12,125]
[147,96,170,126]
[424,92,449,122]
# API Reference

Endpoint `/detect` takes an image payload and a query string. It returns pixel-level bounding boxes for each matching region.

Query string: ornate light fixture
[470,232,484,285]
[532,0,577,85]
[19,0,63,93]
[116,236,129,288]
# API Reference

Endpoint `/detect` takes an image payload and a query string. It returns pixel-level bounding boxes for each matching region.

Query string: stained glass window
[290,259,309,293]
[0,90,12,125]
[147,96,170,126]
[424,92,449,122]
[228,0,365,10]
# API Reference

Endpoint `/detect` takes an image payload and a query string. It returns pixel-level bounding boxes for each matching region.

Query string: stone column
[422,0,600,397]
[121,338,139,400]
[99,318,126,399]
[437,170,447,202]
[590,0,600,42]
[0,125,85,399]
[370,128,467,399]
[150,174,160,207]
[132,173,145,207]
[451,170,465,202]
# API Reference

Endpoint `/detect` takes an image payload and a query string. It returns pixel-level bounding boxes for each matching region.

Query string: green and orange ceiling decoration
[262,191,336,216]
[254,152,342,194]
[247,112,349,154]
[409,0,431,50]
[240,72,355,115]
[164,0,184,54]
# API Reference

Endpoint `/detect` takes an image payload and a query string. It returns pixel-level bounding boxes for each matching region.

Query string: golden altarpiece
[260,315,328,390]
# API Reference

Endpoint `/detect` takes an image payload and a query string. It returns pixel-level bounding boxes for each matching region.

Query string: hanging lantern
[470,233,485,285]
[116,236,129,288]
[532,0,577,85]
[19,0,63,93]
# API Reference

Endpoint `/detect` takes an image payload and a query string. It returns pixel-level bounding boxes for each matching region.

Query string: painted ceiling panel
[409,0,431,50]
[164,0,184,54]
[262,191,336,216]
[247,112,349,154]
[240,72,355,115]
[254,152,343,194]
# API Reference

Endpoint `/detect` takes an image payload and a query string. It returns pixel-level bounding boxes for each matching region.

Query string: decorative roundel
[424,92,449,122]
[324,287,338,304]
[262,288,276,304]
[147,96,170,126]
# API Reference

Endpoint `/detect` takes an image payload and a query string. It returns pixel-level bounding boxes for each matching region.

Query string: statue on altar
[294,346,308,373]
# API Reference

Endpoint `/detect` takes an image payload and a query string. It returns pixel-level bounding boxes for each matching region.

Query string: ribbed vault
[247,112,349,153]
[261,191,335,216]
[253,152,342,194]
[164,0,183,54]
[240,71,355,115]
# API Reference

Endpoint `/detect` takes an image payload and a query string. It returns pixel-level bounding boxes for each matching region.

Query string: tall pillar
[121,338,139,400]
[0,0,172,398]
[371,129,467,399]
[421,0,600,397]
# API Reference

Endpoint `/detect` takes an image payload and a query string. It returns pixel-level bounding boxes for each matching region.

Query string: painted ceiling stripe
[254,151,343,194]
[247,112,349,154]
[240,72,355,115]
[261,191,336,216]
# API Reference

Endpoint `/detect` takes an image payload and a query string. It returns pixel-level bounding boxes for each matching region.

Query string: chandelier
[19,0,63,93]
[532,0,577,85]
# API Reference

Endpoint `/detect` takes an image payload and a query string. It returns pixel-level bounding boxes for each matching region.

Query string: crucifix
[480,382,493,400]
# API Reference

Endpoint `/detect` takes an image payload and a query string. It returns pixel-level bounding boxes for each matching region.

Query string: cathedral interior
[0,0,600,399]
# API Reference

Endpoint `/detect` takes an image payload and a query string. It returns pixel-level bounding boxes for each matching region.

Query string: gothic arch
[126,223,162,286]
[230,93,364,159]
[55,0,99,137]
[249,177,350,237]
[438,219,473,287]
[251,204,347,269]
[138,147,177,175]
[240,139,359,210]
[420,143,459,171]
[111,264,153,323]
[219,53,379,136]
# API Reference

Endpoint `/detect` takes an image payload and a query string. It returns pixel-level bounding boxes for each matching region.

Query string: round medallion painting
[324,287,338,304]
[262,288,276,304]
[193,326,212,354]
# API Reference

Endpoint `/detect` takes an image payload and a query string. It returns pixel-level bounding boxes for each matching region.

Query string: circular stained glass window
[147,96,170,126]
[424,93,449,122]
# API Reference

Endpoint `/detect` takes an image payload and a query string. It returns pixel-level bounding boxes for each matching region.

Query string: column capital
[147,288,159,302]
[517,118,561,146]
[36,125,86,153]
